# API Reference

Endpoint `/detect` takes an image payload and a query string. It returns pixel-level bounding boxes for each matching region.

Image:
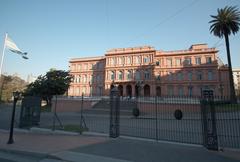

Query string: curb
[0,148,55,158]
[0,128,81,136]
[119,135,202,148]
[82,131,109,137]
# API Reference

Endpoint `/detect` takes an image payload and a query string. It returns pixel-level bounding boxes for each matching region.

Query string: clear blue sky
[0,0,239,80]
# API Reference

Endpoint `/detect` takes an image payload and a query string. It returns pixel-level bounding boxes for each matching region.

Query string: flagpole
[0,33,8,77]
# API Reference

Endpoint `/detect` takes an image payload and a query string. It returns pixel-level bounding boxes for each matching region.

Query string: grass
[41,104,52,112]
[215,103,240,112]
[51,124,89,133]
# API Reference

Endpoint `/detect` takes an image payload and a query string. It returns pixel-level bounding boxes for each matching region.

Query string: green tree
[209,6,240,102]
[24,70,73,105]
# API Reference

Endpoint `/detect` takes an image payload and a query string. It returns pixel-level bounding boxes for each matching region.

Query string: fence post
[155,96,158,141]
[79,93,87,133]
[109,86,120,138]
[200,90,218,150]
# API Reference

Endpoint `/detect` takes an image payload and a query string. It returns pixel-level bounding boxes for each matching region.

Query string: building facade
[69,44,230,97]
[233,69,240,96]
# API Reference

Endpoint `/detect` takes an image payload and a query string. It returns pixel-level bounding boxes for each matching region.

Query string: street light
[7,91,21,144]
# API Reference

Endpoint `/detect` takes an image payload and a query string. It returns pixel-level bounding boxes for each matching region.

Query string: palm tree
[209,6,240,102]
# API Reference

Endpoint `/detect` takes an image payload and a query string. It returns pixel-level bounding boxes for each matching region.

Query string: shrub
[132,108,140,117]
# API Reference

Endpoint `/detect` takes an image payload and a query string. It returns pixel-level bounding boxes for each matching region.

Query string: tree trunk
[224,34,237,103]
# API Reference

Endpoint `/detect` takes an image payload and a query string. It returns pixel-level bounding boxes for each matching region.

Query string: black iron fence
[32,94,240,150]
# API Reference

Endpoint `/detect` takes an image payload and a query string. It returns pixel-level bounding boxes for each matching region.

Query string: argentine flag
[5,35,27,57]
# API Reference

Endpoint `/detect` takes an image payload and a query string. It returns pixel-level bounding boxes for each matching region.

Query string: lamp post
[88,81,92,97]
[7,91,21,144]
[137,80,144,98]
[219,84,224,97]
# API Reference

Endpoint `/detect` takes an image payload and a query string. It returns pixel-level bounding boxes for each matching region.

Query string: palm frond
[209,6,240,37]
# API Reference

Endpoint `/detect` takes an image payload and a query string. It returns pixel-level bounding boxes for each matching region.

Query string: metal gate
[119,96,203,145]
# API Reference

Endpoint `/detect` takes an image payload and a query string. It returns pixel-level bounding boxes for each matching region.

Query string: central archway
[135,85,139,97]
[156,86,161,97]
[126,84,132,97]
[118,85,123,96]
[110,84,115,90]
[144,84,150,97]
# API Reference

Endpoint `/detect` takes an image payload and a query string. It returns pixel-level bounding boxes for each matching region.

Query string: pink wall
[51,99,96,112]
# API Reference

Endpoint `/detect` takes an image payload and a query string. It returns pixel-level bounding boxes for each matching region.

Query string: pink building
[69,44,230,97]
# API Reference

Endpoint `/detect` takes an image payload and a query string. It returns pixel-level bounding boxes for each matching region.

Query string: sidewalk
[0,129,131,162]
[0,129,240,162]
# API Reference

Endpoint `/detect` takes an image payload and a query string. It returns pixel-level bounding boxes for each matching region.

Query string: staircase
[82,98,137,116]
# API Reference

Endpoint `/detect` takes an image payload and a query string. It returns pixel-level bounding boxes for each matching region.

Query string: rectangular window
[167,86,174,96]
[156,74,161,80]
[185,57,192,65]
[195,57,201,65]
[90,75,93,83]
[197,71,203,80]
[177,72,183,80]
[144,57,150,63]
[176,58,182,66]
[127,57,131,64]
[166,58,172,67]
[72,65,76,71]
[208,71,213,80]
[113,58,117,65]
[135,71,141,80]
[136,56,141,64]
[78,64,81,70]
[188,86,193,96]
[168,72,173,81]
[188,72,192,81]
[206,57,212,64]
[178,87,184,96]
[144,73,150,80]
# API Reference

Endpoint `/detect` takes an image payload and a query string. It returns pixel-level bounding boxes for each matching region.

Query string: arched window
[144,84,150,97]
[127,70,132,80]
[119,71,123,80]
[110,71,115,80]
